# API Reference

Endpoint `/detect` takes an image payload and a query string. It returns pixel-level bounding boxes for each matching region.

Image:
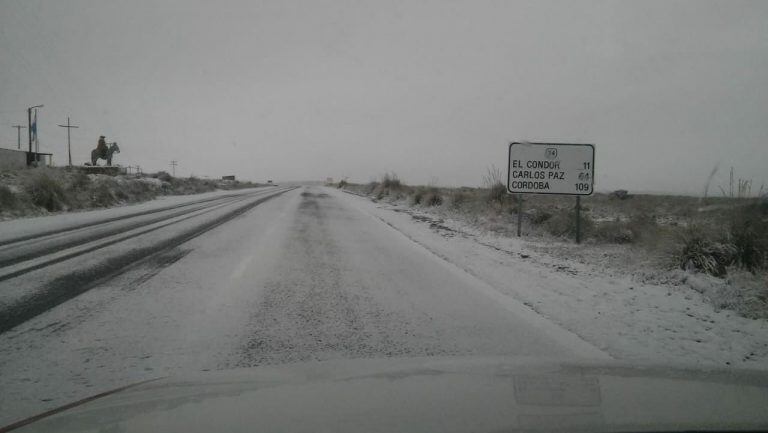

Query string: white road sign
[507,142,595,195]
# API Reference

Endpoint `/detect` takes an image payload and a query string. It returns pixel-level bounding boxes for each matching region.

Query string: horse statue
[91,142,120,166]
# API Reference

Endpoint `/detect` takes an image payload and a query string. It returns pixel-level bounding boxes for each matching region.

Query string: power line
[57,116,79,166]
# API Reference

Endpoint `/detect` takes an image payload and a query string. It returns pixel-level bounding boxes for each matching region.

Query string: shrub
[373,186,386,200]
[68,171,91,190]
[626,212,656,233]
[409,186,443,207]
[24,172,68,211]
[423,188,443,207]
[675,228,736,277]
[368,173,408,200]
[91,180,119,207]
[184,177,216,194]
[593,213,658,244]
[483,166,507,205]
[487,182,507,205]
[723,269,768,319]
[381,172,402,190]
[114,187,129,201]
[449,191,471,210]
[122,180,156,202]
[728,202,768,272]
[611,189,630,200]
[411,189,423,205]
[529,209,552,225]
[363,181,379,195]
[0,184,17,210]
[153,171,173,182]
[544,207,595,238]
[594,220,635,244]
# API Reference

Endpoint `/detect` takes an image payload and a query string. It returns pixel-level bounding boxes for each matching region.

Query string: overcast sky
[1,0,766,194]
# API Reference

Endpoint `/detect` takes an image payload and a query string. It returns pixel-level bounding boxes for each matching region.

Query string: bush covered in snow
[23,170,68,211]
[0,184,18,210]
[0,167,263,220]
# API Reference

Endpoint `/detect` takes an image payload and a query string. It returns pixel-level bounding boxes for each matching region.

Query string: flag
[30,109,37,145]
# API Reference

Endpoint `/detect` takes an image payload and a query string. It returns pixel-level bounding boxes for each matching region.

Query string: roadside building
[0,147,52,170]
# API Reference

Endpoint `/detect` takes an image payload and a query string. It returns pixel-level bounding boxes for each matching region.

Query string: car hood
[8,356,768,433]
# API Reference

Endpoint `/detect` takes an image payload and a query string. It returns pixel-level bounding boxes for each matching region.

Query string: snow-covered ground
[0,188,288,323]
[0,186,605,425]
[0,187,266,243]
[333,188,768,369]
[1,186,766,427]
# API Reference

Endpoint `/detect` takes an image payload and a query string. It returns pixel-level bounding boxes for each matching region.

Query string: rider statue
[90,135,120,166]
[97,135,107,155]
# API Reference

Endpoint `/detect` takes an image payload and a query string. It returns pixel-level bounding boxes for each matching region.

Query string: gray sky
[1,0,766,194]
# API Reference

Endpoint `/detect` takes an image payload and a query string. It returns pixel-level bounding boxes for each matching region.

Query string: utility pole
[12,125,26,149]
[170,160,177,177]
[57,117,79,166]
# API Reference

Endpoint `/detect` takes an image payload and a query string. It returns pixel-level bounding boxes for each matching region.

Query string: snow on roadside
[331,188,768,369]
[0,188,263,243]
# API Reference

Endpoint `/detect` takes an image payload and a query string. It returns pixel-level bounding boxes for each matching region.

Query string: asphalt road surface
[0,186,605,426]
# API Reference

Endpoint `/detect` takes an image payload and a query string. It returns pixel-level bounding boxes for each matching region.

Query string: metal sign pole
[517,194,522,237]
[575,196,582,244]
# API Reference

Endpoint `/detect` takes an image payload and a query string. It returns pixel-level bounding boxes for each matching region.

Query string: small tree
[483,165,506,205]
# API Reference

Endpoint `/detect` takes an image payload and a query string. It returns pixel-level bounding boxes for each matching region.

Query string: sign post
[507,142,595,243]
[575,195,582,243]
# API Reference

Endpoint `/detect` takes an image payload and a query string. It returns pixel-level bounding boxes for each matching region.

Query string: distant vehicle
[5,357,768,432]
[267,180,274,185]
[221,175,235,181]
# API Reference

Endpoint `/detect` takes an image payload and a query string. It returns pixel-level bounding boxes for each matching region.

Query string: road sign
[507,142,595,195]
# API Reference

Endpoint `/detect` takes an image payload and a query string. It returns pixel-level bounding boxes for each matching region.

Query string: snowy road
[0,186,295,333]
[0,186,605,426]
